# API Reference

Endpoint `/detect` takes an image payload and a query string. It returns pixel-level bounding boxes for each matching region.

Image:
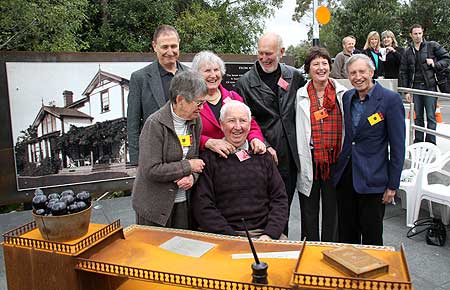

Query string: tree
[292,0,339,22]
[400,0,450,49]
[176,0,284,53]
[286,41,312,68]
[292,0,404,57]
[82,0,179,52]
[0,0,88,51]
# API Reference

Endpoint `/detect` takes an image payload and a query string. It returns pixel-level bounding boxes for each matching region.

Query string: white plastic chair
[412,151,450,226]
[400,142,441,227]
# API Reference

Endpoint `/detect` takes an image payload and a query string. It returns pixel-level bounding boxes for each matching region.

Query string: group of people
[332,25,450,144]
[331,30,404,80]
[127,23,447,246]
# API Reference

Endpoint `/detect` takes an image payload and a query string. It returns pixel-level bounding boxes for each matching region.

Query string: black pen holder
[251,261,268,284]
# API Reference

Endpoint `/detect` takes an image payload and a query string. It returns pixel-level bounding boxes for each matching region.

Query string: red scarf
[308,80,343,180]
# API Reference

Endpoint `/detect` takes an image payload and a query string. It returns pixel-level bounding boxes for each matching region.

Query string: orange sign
[316,6,331,25]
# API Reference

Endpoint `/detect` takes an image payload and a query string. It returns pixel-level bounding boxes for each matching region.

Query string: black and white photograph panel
[7,62,146,190]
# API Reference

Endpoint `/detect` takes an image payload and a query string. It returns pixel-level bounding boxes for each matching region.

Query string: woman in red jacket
[191,51,267,157]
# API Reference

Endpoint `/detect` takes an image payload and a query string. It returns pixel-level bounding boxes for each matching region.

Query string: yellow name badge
[178,135,192,147]
[368,112,384,126]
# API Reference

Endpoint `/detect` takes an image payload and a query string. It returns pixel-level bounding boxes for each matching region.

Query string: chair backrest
[417,151,450,187]
[406,142,441,171]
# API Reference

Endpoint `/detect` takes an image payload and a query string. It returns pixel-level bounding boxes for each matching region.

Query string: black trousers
[299,175,338,242]
[336,162,385,245]
[279,156,297,236]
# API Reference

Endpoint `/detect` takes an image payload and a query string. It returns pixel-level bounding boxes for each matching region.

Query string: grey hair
[219,100,251,122]
[191,51,226,76]
[260,32,284,51]
[345,53,375,73]
[342,35,356,46]
[169,71,208,103]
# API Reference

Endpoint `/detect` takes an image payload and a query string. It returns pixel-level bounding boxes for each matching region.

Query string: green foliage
[286,41,312,68]
[292,0,339,22]
[0,0,88,51]
[2,0,283,53]
[400,0,450,48]
[293,0,450,57]
[327,0,402,52]
[83,0,178,52]
[176,0,283,53]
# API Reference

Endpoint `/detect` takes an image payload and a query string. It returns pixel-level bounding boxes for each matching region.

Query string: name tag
[235,150,251,162]
[277,77,289,90]
[313,108,328,121]
[178,135,192,147]
[368,112,384,126]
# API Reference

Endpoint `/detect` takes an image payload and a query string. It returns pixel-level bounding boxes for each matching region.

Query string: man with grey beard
[235,32,306,236]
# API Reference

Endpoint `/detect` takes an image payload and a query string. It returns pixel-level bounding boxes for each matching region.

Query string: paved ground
[1,194,449,290]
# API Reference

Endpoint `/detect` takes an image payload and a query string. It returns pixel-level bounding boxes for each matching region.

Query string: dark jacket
[234,62,306,173]
[132,102,201,226]
[333,83,405,193]
[399,41,450,89]
[383,47,404,79]
[127,61,190,165]
[364,48,384,79]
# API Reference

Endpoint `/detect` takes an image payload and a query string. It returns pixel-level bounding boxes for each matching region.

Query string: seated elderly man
[192,100,288,240]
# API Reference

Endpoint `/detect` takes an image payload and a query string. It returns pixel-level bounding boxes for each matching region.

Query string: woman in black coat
[363,31,384,79]
[381,30,404,79]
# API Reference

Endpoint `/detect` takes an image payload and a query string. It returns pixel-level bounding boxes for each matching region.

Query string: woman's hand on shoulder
[205,139,235,158]
[250,138,267,154]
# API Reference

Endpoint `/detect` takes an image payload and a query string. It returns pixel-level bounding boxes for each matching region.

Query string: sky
[264,0,310,48]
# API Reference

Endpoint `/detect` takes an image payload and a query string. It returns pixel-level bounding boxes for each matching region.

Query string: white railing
[397,87,450,146]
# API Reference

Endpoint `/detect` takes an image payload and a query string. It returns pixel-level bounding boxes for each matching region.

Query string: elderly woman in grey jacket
[132,71,207,229]
[295,47,347,242]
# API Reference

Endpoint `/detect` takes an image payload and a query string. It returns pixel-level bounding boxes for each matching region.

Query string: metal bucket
[32,205,92,242]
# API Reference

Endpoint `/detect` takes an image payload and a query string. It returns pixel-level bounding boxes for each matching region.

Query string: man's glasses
[192,100,206,107]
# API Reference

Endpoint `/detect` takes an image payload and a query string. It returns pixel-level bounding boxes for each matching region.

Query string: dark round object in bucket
[32,205,92,241]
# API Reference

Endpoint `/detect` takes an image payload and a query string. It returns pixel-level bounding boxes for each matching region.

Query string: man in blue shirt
[333,54,405,245]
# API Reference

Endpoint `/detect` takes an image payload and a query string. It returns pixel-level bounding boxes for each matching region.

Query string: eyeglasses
[192,100,206,107]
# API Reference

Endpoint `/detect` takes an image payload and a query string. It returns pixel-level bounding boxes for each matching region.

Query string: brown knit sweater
[192,150,288,239]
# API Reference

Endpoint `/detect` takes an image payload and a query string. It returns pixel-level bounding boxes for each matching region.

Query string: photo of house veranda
[7,62,149,190]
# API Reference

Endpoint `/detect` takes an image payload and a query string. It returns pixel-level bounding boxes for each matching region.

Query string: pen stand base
[251,261,268,284]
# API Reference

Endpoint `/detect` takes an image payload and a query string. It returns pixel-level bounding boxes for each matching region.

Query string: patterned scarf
[308,80,343,180]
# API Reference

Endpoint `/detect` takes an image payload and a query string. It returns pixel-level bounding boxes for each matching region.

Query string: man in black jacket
[235,32,306,235]
[399,24,450,144]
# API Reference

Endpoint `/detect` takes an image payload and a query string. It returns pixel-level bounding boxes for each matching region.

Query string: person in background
[127,25,189,166]
[192,100,288,240]
[235,32,307,235]
[333,54,405,245]
[296,47,347,242]
[191,51,266,157]
[363,31,384,79]
[381,30,403,79]
[331,35,357,79]
[399,24,450,144]
[132,71,207,229]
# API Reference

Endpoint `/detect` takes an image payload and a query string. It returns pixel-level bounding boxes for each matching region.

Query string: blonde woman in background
[381,30,404,79]
[363,31,384,79]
